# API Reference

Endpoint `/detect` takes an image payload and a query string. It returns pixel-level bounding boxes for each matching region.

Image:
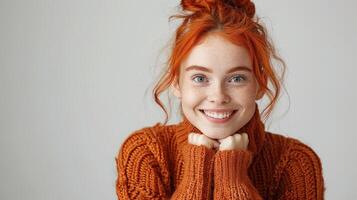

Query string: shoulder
[116,122,176,165]
[264,131,322,160]
[266,132,324,185]
[282,135,323,172]
[125,122,176,143]
[269,132,321,162]
[263,132,323,182]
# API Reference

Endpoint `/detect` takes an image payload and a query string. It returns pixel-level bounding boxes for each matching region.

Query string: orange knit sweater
[116,109,325,199]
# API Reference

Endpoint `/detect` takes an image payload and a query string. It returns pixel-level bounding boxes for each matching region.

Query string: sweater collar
[177,103,266,156]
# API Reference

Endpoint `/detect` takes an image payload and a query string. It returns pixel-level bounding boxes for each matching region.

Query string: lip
[199,109,237,124]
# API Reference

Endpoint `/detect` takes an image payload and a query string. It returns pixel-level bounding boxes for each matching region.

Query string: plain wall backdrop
[0,0,356,199]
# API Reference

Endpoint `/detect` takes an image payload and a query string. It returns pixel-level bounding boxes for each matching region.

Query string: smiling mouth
[199,109,238,120]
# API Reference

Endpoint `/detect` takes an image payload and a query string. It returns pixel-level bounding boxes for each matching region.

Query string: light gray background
[0,0,356,199]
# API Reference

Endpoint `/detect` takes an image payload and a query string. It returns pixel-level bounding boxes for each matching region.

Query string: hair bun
[223,0,255,18]
[180,0,215,13]
[181,0,255,18]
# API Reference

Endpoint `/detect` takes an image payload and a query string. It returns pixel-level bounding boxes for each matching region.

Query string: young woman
[116,0,325,199]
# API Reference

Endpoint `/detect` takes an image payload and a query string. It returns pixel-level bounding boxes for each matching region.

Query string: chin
[203,131,234,140]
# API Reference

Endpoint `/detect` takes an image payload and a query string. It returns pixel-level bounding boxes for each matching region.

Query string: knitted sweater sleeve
[274,139,325,200]
[171,143,215,200]
[213,150,263,200]
[115,129,215,200]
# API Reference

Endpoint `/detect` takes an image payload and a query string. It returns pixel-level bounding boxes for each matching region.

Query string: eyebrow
[185,65,252,73]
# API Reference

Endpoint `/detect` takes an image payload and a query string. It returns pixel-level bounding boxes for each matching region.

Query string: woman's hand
[188,132,220,150]
[218,133,249,151]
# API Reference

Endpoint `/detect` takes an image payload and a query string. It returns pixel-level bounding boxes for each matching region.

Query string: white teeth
[203,110,234,119]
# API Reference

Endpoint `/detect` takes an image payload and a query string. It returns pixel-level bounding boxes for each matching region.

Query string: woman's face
[172,34,263,139]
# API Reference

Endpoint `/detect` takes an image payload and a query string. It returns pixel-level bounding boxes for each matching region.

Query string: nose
[207,83,230,104]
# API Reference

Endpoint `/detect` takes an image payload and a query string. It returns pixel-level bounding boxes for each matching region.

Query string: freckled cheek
[181,88,205,108]
[231,87,257,104]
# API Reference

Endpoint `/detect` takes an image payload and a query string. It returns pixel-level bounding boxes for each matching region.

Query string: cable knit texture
[116,108,325,199]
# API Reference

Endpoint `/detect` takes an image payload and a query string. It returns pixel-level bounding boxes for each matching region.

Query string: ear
[255,86,265,100]
[170,80,182,99]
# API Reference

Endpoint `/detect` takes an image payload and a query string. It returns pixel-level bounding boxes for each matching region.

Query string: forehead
[181,35,252,72]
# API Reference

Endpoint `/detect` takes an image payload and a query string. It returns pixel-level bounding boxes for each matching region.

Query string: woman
[116,0,325,199]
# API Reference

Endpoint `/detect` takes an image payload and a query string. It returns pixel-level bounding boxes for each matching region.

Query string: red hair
[153,0,286,124]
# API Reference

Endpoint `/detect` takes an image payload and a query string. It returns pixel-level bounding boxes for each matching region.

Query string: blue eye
[229,75,246,83]
[192,75,207,83]
[191,74,247,84]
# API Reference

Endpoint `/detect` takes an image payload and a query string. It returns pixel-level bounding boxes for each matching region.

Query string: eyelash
[191,74,247,84]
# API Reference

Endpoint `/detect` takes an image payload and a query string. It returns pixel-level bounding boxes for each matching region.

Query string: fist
[188,132,220,149]
[218,133,249,151]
